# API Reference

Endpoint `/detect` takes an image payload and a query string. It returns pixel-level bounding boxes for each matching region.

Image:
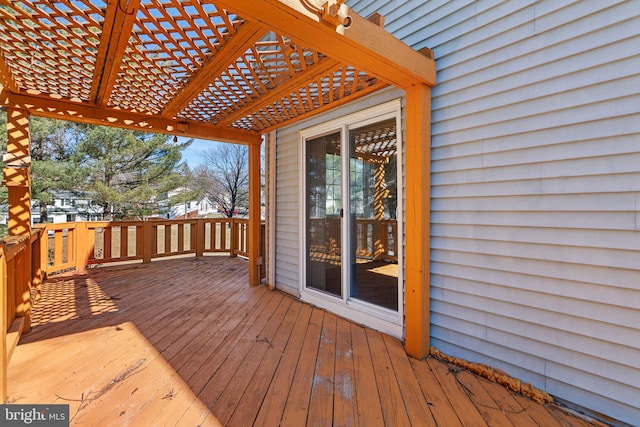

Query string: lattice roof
[0,0,435,143]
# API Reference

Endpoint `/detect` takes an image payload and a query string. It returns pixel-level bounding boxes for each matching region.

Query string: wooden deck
[8,256,601,426]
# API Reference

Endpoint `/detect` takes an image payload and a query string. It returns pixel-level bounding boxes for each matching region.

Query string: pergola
[0,0,435,357]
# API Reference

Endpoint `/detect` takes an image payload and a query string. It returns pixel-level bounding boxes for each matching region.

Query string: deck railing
[38,218,255,276]
[1,229,43,399]
[1,217,262,401]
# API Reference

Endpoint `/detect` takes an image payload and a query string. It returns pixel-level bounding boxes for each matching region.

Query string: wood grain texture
[7,258,599,426]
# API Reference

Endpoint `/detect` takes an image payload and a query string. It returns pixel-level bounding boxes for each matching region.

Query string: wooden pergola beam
[1,89,261,145]
[216,57,341,128]
[0,50,18,93]
[90,0,142,106]
[162,21,267,119]
[248,141,262,286]
[404,83,432,358]
[214,0,436,89]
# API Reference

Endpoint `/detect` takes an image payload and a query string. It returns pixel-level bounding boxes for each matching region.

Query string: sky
[178,137,223,169]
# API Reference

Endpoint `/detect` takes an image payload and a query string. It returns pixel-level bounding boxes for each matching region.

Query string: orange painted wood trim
[5,108,32,237]
[143,222,153,263]
[164,224,172,255]
[103,227,112,260]
[90,0,142,107]
[1,89,261,145]
[230,220,238,257]
[214,0,436,88]
[248,142,262,285]
[0,246,7,402]
[404,84,432,359]
[162,21,266,118]
[195,219,205,257]
[120,226,129,258]
[74,222,90,271]
[136,225,145,258]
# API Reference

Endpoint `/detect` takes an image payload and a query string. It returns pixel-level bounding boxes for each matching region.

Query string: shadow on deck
[8,256,600,426]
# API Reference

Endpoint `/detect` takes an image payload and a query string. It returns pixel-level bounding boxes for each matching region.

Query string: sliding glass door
[349,118,398,311]
[302,102,402,334]
[305,132,342,297]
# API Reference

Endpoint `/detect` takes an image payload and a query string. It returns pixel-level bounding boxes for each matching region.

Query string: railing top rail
[85,221,145,228]
[1,235,29,260]
[37,222,78,231]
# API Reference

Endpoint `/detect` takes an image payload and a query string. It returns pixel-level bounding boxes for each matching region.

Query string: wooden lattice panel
[0,1,396,135]
[178,32,322,125]
[107,0,245,115]
[229,65,381,132]
[0,0,105,100]
[179,32,383,132]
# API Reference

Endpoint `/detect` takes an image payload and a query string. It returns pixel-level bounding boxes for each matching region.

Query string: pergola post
[404,83,432,359]
[3,108,32,237]
[248,140,262,286]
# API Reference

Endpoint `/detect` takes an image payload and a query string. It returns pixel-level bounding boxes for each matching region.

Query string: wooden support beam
[4,107,31,237]
[404,83,432,359]
[214,0,436,89]
[1,89,261,145]
[90,0,142,106]
[0,47,18,93]
[248,141,262,286]
[0,245,7,402]
[216,57,341,128]
[162,21,266,118]
[74,222,91,272]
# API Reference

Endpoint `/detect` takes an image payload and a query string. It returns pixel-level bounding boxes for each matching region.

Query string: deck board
[8,256,602,426]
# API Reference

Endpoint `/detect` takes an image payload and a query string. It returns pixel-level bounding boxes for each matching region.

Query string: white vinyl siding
[349,0,639,424]
[274,87,405,297]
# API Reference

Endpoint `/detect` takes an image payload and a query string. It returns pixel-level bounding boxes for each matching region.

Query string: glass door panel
[306,132,342,297]
[349,118,399,311]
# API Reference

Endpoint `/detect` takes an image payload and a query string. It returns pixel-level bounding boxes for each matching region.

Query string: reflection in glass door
[305,132,342,297]
[303,112,400,322]
[349,118,399,311]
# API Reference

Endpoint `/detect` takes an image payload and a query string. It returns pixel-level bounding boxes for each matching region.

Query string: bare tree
[194,144,248,218]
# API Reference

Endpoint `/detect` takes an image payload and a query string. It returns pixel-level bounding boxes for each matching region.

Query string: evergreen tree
[74,125,190,220]
[30,117,82,222]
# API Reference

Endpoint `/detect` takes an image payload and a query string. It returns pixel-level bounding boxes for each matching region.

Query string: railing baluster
[195,219,204,257]
[164,224,173,254]
[136,225,144,259]
[178,223,184,253]
[103,226,112,260]
[230,219,237,257]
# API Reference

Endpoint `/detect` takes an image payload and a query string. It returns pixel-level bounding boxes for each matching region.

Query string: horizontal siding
[274,126,300,296]
[350,0,640,424]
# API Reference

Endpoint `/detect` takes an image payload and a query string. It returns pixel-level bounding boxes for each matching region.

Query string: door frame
[298,99,404,338]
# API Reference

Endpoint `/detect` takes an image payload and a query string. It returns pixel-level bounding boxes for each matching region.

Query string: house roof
[0,0,435,144]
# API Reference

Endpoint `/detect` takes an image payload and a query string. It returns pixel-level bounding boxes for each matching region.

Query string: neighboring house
[158,188,217,219]
[42,190,103,223]
[267,1,639,425]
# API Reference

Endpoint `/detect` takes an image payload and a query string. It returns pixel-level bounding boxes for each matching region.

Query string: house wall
[273,87,404,297]
[347,0,640,424]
